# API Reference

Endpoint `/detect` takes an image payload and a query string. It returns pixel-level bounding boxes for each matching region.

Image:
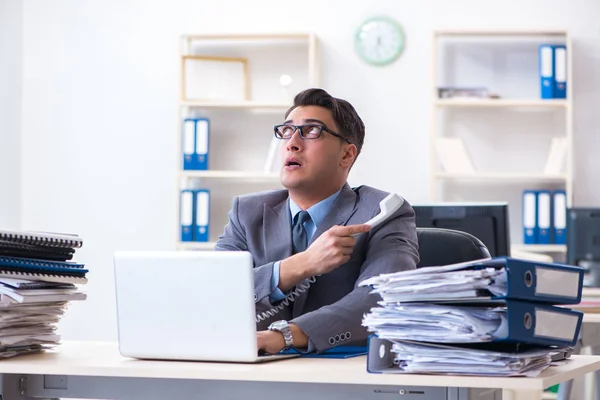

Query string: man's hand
[303,224,371,275]
[257,324,309,354]
[278,224,370,291]
[257,330,285,354]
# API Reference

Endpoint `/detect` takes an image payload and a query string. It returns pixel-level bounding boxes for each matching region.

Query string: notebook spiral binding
[0,256,86,270]
[0,231,83,248]
[0,271,87,285]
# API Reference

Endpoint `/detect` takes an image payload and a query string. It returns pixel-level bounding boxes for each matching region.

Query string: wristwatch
[268,320,293,350]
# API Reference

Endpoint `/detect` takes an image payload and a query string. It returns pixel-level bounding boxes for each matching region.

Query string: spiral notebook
[0,240,74,261]
[0,256,86,274]
[0,229,83,249]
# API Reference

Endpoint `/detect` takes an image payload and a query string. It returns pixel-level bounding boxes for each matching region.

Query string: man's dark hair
[285,88,365,157]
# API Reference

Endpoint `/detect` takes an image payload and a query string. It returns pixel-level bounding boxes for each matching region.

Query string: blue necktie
[292,211,311,254]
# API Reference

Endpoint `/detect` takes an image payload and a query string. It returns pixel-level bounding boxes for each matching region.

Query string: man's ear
[340,144,358,169]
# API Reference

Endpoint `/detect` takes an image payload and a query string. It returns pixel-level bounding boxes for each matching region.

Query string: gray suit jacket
[215,183,419,352]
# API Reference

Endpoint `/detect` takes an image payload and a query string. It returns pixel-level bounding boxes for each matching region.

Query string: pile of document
[0,229,88,358]
[360,257,584,376]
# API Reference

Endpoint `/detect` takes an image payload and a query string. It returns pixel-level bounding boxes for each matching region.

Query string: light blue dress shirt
[269,188,342,302]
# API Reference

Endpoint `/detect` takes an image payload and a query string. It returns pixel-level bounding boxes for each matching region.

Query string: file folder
[552,190,567,245]
[537,190,552,244]
[182,119,196,170]
[194,189,210,242]
[492,299,582,347]
[474,257,583,304]
[181,118,209,170]
[194,119,209,170]
[539,44,555,99]
[522,190,537,244]
[367,300,582,347]
[280,346,367,359]
[553,45,567,99]
[180,190,194,242]
[366,335,574,375]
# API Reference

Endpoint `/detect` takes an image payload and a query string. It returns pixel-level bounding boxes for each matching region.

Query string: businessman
[215,88,419,354]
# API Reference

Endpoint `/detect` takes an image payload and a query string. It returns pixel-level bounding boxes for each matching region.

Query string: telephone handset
[255,193,405,323]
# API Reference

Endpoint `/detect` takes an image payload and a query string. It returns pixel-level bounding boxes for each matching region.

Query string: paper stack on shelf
[0,229,88,358]
[360,257,584,376]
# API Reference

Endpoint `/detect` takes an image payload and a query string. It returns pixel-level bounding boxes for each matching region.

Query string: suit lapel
[263,198,293,266]
[292,183,359,318]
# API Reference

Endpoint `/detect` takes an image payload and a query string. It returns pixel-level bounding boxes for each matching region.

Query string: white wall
[19,0,600,341]
[0,0,22,229]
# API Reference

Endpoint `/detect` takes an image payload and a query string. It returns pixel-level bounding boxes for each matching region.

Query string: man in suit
[215,88,419,354]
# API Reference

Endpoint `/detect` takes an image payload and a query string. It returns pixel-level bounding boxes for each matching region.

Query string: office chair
[416,227,491,268]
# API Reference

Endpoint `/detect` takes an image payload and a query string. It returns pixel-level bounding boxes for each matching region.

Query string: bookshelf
[176,33,320,250]
[430,30,573,256]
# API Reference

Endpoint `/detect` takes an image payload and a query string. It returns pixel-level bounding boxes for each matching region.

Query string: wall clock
[354,16,405,66]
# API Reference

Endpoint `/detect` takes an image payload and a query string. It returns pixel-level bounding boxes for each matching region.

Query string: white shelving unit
[430,29,573,256]
[176,33,320,250]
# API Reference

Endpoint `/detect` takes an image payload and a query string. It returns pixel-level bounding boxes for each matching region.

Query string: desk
[555,296,600,400]
[0,342,599,400]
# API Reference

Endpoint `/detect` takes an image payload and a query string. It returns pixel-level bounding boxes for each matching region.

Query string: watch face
[270,321,286,330]
[355,16,405,66]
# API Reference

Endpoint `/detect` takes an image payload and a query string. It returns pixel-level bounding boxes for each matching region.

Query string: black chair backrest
[416,227,491,268]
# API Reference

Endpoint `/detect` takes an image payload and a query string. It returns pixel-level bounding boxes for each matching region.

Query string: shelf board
[435,172,568,183]
[435,99,568,108]
[176,241,216,251]
[181,170,280,180]
[182,33,312,43]
[434,29,568,37]
[511,244,567,253]
[180,101,290,112]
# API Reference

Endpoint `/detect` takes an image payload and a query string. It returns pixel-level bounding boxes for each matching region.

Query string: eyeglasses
[273,124,352,144]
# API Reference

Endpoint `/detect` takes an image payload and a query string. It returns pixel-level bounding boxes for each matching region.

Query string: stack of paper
[362,303,505,343]
[0,230,88,358]
[360,257,584,376]
[389,341,568,377]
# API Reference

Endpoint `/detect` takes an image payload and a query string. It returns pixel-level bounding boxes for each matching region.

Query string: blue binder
[182,118,209,170]
[553,45,567,99]
[473,257,583,305]
[182,119,196,170]
[537,190,552,244]
[194,119,209,170]
[194,189,210,242]
[366,335,573,375]
[180,190,194,242]
[552,190,567,245]
[522,190,537,244]
[488,299,582,347]
[539,44,555,99]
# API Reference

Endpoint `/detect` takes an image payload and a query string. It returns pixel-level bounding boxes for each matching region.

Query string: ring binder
[0,230,83,249]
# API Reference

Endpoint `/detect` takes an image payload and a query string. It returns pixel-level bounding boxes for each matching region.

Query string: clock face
[355,17,405,66]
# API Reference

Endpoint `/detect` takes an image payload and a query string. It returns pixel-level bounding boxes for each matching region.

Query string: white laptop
[113,250,298,363]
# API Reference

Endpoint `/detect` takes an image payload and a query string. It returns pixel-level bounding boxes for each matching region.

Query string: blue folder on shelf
[539,44,555,99]
[180,190,194,242]
[522,190,537,244]
[553,45,567,99]
[537,190,552,244]
[194,189,210,242]
[182,118,209,170]
[553,190,567,245]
